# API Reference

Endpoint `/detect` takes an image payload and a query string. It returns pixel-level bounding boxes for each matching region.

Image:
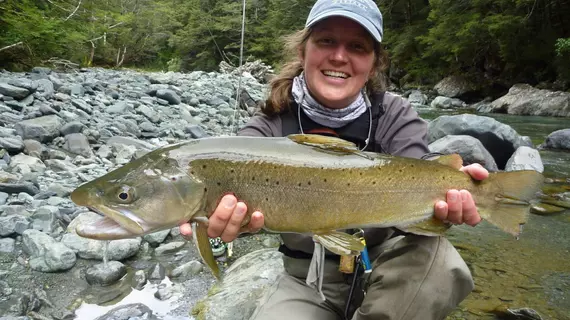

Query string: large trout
[70,134,544,279]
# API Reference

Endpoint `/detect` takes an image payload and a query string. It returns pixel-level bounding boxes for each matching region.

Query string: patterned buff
[292,73,367,128]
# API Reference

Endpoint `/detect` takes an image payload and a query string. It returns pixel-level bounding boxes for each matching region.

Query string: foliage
[1,0,570,87]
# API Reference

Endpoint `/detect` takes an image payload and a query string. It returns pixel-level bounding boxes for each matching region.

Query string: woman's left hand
[434,163,489,226]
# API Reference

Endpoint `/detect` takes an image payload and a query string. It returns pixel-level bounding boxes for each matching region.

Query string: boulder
[427,114,531,169]
[488,84,570,117]
[429,135,498,171]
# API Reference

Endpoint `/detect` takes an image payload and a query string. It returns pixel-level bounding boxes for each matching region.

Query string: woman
[181,0,487,319]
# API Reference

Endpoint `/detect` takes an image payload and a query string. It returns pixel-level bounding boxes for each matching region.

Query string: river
[419,109,570,320]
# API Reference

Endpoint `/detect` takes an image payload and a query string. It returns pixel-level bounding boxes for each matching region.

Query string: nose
[330,45,348,63]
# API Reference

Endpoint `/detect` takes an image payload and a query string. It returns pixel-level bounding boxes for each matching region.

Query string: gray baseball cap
[306,0,384,43]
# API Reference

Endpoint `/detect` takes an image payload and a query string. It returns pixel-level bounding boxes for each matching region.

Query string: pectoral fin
[313,231,364,256]
[192,221,221,280]
[288,134,371,159]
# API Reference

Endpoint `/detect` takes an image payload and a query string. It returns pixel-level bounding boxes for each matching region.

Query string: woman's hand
[434,163,489,226]
[179,194,264,242]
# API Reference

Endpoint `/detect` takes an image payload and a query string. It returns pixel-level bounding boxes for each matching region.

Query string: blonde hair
[260,28,389,117]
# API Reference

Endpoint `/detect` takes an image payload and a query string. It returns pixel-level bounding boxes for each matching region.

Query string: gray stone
[505,146,544,173]
[428,114,531,169]
[430,96,467,109]
[85,261,127,285]
[429,135,498,171]
[60,121,85,135]
[148,263,166,282]
[71,99,92,114]
[93,303,157,320]
[0,83,30,99]
[541,128,570,150]
[0,238,15,253]
[14,115,63,142]
[195,249,284,320]
[434,75,478,99]
[489,84,570,117]
[9,153,46,174]
[154,241,186,255]
[156,89,181,105]
[171,260,203,278]
[0,215,30,236]
[185,124,209,139]
[31,205,60,233]
[23,139,45,158]
[0,182,40,196]
[63,133,93,158]
[143,230,170,247]
[22,229,76,272]
[0,136,24,153]
[107,101,130,114]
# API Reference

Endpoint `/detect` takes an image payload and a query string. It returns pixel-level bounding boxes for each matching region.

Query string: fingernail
[235,203,246,216]
[449,193,457,202]
[222,195,236,208]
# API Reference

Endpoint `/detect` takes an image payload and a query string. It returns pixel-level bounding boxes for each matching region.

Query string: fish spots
[275,181,280,185]
[372,181,376,185]
[230,169,235,174]
[204,187,208,192]
[308,181,312,186]
[217,182,222,186]
[251,177,255,181]
[202,164,207,169]
[323,178,328,183]
[171,176,178,181]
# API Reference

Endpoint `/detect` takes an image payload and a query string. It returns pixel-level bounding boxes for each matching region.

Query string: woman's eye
[318,38,334,45]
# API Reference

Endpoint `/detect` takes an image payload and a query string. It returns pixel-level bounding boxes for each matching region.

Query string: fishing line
[230,0,248,136]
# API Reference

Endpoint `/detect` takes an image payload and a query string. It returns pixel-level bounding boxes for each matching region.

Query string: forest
[1,0,570,91]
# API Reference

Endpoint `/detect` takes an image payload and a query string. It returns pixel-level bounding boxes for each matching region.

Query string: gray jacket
[238,92,431,254]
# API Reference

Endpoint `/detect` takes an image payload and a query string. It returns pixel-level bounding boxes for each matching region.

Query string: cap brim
[306,11,382,42]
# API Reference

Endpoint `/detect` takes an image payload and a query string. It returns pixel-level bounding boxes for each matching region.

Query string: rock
[407,90,428,106]
[185,124,209,139]
[106,136,156,151]
[59,121,85,136]
[9,153,46,174]
[0,215,31,236]
[14,115,64,143]
[430,96,467,109]
[154,241,186,255]
[530,203,566,216]
[85,261,127,285]
[30,205,61,234]
[193,249,284,320]
[132,270,147,290]
[71,99,92,114]
[148,263,166,282]
[0,181,40,196]
[62,133,93,158]
[505,146,544,173]
[489,84,570,117]
[0,136,25,153]
[171,260,204,278]
[143,230,170,247]
[93,303,158,320]
[0,83,31,100]
[540,128,570,151]
[427,114,531,169]
[429,135,498,171]
[156,89,181,105]
[22,229,76,272]
[0,238,15,253]
[61,233,141,261]
[434,75,478,99]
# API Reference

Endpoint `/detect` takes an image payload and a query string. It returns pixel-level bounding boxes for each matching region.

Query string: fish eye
[117,186,135,203]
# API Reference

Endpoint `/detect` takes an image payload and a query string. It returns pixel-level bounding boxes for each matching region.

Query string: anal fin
[313,231,364,256]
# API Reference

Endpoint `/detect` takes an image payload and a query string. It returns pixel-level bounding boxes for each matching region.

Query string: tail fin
[476,170,544,237]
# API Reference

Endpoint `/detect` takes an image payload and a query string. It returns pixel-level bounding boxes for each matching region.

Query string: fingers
[434,189,481,226]
[460,163,489,181]
[240,211,265,234]
[460,190,481,226]
[445,189,463,224]
[179,222,193,240]
[220,201,247,242]
[208,194,240,239]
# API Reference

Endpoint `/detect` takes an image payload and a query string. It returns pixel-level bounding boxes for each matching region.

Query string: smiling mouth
[323,70,349,79]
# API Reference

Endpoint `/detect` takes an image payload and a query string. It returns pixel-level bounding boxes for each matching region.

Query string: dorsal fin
[433,154,463,170]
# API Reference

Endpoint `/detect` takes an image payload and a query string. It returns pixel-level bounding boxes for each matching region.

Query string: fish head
[71,153,206,240]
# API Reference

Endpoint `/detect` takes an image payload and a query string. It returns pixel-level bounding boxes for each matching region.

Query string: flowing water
[418,109,570,320]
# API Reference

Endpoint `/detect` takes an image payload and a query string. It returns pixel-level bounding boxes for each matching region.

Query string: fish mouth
[75,205,145,240]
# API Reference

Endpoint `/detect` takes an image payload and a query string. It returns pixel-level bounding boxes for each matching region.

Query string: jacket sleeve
[376,93,431,159]
[237,112,281,137]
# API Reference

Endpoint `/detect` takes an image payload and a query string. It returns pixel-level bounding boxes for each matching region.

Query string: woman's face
[300,17,376,109]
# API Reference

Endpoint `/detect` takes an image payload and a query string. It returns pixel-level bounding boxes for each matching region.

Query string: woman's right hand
[179,194,265,242]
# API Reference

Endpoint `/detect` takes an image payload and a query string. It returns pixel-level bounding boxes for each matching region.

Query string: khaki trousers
[250,235,473,320]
